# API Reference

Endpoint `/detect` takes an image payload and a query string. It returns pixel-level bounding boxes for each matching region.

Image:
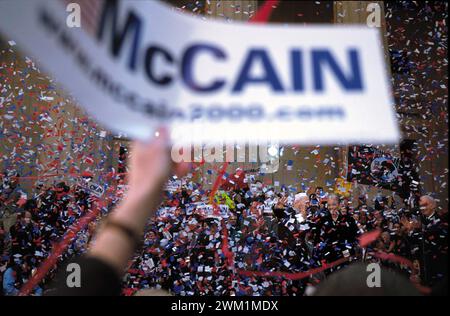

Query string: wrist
[102,218,142,249]
[88,226,133,274]
[110,200,147,234]
[111,190,160,233]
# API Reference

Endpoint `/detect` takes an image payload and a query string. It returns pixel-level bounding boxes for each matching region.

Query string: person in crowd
[2,258,22,296]
[413,196,447,288]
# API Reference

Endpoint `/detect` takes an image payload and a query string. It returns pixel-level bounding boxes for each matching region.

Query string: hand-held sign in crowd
[0,0,399,144]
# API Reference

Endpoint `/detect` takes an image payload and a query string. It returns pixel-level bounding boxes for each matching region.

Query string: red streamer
[237,257,350,281]
[358,229,381,248]
[18,201,104,296]
[370,251,414,269]
[250,0,279,23]
[0,172,128,181]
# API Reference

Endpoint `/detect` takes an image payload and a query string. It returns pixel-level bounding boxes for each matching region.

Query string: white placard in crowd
[192,202,231,218]
[165,179,182,192]
[78,180,104,197]
[0,0,399,144]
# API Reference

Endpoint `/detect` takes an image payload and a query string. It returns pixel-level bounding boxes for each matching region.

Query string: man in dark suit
[417,195,448,289]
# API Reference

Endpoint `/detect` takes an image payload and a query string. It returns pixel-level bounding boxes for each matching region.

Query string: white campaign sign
[0,0,399,144]
[78,181,104,197]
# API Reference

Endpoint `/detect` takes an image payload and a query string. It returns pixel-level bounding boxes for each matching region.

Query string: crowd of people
[0,172,102,295]
[122,180,447,296]
[0,171,447,296]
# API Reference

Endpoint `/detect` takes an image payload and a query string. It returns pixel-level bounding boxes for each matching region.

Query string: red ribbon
[237,257,350,281]
[250,0,279,23]
[18,201,104,296]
